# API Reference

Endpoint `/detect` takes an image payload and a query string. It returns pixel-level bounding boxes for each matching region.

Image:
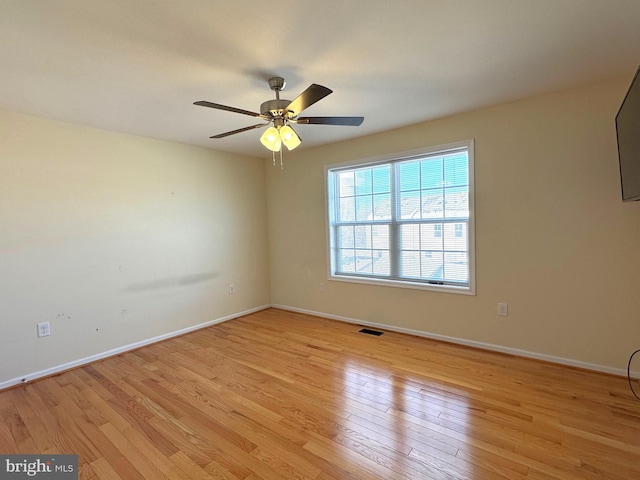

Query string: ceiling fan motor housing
[263,76,294,120]
[260,99,292,118]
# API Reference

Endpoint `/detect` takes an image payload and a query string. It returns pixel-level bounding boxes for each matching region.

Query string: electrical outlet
[229,283,236,294]
[37,321,51,337]
[497,303,508,317]
[320,282,325,292]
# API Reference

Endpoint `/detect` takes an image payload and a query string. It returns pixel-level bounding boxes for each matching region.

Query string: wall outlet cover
[37,322,51,337]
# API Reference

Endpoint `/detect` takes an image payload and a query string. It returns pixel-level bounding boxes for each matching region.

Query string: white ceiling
[1,0,639,159]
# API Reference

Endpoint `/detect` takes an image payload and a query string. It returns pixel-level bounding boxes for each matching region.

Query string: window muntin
[327,142,474,293]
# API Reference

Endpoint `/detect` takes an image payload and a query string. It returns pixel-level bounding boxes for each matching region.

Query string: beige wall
[0,109,270,385]
[266,76,640,372]
[2,75,638,385]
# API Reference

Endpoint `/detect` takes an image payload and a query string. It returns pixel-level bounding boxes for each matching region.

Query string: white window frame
[325,140,475,295]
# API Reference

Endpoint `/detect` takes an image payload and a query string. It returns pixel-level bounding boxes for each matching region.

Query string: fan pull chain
[272,150,276,166]
[280,149,284,169]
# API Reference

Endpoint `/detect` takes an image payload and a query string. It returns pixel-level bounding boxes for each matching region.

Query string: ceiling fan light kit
[194,76,364,163]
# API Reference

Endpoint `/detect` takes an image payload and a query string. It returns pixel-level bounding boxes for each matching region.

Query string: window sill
[328,274,476,295]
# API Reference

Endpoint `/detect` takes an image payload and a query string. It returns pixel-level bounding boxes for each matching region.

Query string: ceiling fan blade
[284,84,332,116]
[294,116,364,126]
[210,123,267,139]
[194,101,265,118]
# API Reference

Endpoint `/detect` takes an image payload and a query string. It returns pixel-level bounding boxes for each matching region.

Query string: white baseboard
[0,304,270,391]
[272,304,640,379]
[4,303,636,391]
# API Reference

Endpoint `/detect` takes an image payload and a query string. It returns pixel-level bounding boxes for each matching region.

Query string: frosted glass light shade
[280,125,301,151]
[260,126,282,152]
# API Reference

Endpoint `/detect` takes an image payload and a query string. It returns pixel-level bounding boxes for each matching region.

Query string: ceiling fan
[194,77,364,155]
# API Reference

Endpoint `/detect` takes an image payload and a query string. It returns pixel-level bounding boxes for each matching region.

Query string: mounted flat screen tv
[616,65,640,201]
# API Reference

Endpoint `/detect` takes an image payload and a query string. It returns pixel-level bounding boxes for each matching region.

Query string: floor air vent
[359,328,383,336]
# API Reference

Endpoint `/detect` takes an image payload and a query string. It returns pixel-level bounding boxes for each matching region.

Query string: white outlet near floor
[229,283,236,294]
[37,321,51,337]
[320,282,325,292]
[497,303,508,317]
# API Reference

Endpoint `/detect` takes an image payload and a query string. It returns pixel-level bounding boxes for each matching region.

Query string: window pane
[354,225,371,249]
[355,249,373,273]
[444,252,468,281]
[373,166,391,194]
[339,196,355,221]
[422,251,444,279]
[421,223,443,250]
[444,186,468,218]
[400,224,420,250]
[373,194,391,220]
[338,171,355,196]
[444,223,467,251]
[400,251,421,278]
[421,189,444,219]
[338,226,354,248]
[339,249,356,272]
[445,153,468,186]
[398,161,420,191]
[372,224,389,249]
[400,191,420,219]
[355,195,373,221]
[422,158,443,189]
[372,250,390,275]
[355,169,372,195]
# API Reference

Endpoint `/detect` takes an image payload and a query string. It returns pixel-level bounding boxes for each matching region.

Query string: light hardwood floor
[1,308,639,479]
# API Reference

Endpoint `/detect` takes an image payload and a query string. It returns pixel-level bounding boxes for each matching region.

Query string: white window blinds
[327,141,474,293]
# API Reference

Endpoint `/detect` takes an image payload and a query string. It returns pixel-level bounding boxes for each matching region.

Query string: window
[326,141,474,294]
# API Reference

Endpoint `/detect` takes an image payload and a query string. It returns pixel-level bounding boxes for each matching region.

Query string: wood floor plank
[0,406,20,454]
[1,308,639,479]
[8,387,58,453]
[90,456,124,480]
[99,421,171,480]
